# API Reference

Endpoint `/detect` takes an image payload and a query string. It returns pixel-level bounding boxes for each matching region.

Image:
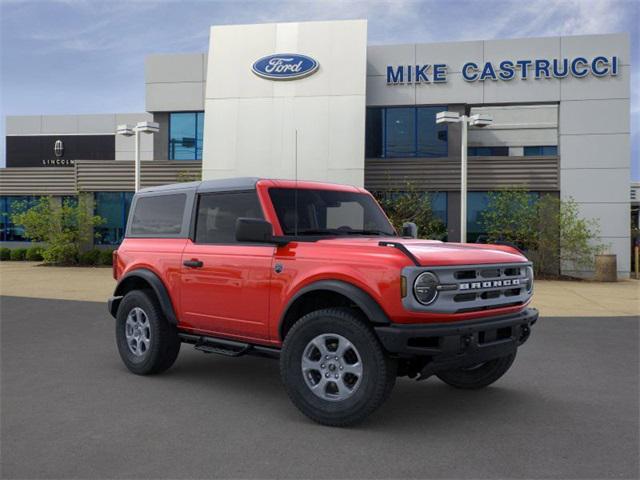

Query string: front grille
[402,262,533,314]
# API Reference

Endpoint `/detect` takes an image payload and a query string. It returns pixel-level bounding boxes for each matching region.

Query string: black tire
[115,289,180,375]
[436,352,516,389]
[280,307,396,427]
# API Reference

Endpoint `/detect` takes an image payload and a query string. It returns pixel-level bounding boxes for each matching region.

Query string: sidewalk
[0,262,638,317]
[0,262,115,303]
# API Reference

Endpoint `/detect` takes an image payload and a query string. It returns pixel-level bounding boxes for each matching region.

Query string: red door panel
[180,240,274,342]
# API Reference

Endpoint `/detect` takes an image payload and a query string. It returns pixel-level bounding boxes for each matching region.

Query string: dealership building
[0,20,632,277]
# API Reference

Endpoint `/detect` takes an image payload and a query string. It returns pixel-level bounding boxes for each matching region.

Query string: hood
[316,237,527,266]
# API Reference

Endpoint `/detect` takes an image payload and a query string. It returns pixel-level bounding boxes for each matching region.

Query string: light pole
[436,111,492,243]
[116,121,159,192]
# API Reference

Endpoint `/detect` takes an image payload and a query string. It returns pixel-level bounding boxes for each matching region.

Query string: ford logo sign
[252,53,319,80]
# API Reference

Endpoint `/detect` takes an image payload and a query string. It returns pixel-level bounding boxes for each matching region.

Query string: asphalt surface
[1,296,638,479]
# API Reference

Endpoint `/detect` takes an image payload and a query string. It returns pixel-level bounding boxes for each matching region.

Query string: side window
[195,191,263,244]
[130,193,186,236]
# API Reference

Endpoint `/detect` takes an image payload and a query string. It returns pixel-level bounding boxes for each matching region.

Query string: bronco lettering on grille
[459,279,520,290]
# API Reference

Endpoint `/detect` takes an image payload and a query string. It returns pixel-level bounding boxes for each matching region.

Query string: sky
[1,0,638,179]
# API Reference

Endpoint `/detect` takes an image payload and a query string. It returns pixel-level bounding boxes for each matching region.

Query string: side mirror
[401,222,418,239]
[236,218,274,243]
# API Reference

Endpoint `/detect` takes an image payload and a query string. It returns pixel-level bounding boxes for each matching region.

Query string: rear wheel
[436,352,516,389]
[115,290,180,375]
[280,308,396,427]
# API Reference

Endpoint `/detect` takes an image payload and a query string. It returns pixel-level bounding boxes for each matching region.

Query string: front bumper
[374,308,538,373]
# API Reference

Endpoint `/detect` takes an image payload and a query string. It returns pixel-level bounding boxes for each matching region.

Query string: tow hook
[519,325,531,344]
[461,334,473,353]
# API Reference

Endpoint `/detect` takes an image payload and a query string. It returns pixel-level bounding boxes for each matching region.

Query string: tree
[11,196,104,265]
[480,188,604,276]
[374,183,447,240]
[480,188,539,251]
[556,197,605,272]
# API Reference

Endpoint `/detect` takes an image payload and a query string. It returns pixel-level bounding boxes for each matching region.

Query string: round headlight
[414,271,439,305]
[525,266,534,294]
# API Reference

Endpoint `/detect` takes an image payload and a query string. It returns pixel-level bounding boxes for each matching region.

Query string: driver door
[180,190,274,342]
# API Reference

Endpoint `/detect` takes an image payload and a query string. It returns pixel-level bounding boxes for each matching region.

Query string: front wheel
[280,308,396,427]
[436,352,516,389]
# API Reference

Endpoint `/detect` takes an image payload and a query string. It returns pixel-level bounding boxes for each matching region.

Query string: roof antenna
[294,128,299,236]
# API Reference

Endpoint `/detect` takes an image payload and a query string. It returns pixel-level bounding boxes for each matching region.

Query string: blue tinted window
[524,145,557,156]
[467,192,491,243]
[95,192,134,245]
[386,108,415,157]
[365,108,383,158]
[417,107,448,157]
[169,112,204,160]
[0,196,40,242]
[468,146,509,156]
[365,106,448,158]
[431,191,448,226]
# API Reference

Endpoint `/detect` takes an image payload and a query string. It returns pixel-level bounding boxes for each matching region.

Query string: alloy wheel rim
[125,307,151,356]
[301,333,363,402]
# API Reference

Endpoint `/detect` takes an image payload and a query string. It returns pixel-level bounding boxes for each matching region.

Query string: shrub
[10,196,104,265]
[373,183,447,240]
[479,189,538,251]
[0,248,10,261]
[10,248,27,261]
[481,189,604,276]
[79,249,101,265]
[99,249,114,266]
[25,246,44,261]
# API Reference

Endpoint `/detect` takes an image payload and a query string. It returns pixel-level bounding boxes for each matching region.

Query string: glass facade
[94,192,134,245]
[169,112,204,160]
[524,145,558,156]
[468,146,509,156]
[0,196,39,242]
[365,106,448,158]
[431,192,448,226]
[467,192,492,243]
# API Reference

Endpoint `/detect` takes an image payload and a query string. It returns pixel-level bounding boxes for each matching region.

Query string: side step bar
[178,332,280,359]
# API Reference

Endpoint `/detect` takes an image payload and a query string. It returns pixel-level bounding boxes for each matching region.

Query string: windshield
[268,188,396,237]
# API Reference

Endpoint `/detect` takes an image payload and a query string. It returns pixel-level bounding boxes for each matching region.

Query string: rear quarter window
[129,193,187,236]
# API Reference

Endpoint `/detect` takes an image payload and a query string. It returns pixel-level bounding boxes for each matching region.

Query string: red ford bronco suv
[109,178,537,426]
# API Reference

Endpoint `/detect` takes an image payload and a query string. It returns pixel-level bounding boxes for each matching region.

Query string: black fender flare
[279,279,391,339]
[109,268,178,325]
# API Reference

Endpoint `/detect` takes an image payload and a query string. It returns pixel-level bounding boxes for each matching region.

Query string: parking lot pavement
[1,296,638,479]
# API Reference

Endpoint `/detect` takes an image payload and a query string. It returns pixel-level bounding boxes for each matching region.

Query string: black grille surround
[402,262,533,314]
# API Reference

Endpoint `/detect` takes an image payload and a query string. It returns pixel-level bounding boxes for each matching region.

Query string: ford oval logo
[252,53,319,80]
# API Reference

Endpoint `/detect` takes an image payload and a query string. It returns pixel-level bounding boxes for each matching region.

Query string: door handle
[183,259,203,268]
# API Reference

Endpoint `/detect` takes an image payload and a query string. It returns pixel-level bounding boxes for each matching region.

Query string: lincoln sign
[386,55,620,84]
